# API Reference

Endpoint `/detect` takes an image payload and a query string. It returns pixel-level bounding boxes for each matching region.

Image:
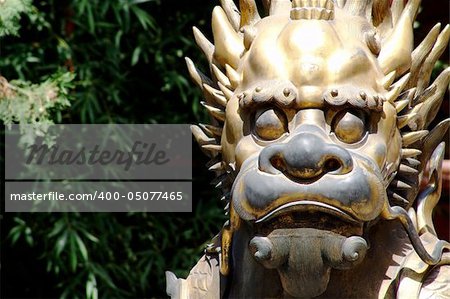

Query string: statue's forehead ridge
[241,17,384,94]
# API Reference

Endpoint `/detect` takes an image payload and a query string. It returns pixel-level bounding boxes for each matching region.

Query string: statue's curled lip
[255,200,358,224]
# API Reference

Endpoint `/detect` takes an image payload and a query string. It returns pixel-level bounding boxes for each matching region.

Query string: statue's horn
[212,6,245,69]
[377,0,420,76]
[239,0,261,28]
[372,0,390,26]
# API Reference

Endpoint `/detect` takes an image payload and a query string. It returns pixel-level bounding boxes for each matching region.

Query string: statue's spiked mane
[188,0,450,222]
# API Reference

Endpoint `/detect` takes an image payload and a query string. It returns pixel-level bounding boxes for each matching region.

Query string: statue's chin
[249,228,368,298]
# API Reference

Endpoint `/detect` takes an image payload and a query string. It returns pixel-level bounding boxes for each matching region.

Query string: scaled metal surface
[167,0,450,298]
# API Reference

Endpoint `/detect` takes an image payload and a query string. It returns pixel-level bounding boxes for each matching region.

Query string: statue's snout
[259,133,353,179]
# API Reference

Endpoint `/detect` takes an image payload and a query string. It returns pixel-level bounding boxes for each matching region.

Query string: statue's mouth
[254,201,363,237]
[256,200,358,223]
[231,155,387,223]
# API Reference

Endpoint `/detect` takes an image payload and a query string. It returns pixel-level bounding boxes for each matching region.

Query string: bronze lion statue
[167,1,450,298]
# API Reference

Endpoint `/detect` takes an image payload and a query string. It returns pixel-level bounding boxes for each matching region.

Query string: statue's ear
[416,141,446,236]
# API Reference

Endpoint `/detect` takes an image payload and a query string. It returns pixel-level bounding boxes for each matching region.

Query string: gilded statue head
[184,0,449,297]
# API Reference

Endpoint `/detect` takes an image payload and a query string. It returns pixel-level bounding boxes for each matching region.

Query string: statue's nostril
[270,155,286,173]
[324,158,341,173]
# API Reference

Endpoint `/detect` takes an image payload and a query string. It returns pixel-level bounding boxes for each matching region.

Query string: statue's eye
[332,110,366,144]
[254,108,288,140]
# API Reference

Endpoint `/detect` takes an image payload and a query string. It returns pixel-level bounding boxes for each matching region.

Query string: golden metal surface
[167,1,450,298]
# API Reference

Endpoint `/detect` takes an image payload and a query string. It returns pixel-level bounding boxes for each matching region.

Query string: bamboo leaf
[69,232,78,272]
[131,47,141,66]
[74,232,89,261]
[55,231,68,257]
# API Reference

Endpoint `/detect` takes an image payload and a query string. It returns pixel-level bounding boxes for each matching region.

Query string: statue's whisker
[381,202,450,266]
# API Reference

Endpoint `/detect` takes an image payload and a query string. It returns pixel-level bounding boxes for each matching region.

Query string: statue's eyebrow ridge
[238,81,298,110]
[323,88,384,112]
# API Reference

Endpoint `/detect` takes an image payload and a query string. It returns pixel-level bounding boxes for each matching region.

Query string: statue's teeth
[324,0,333,10]
[290,7,334,20]
[292,0,331,8]
[291,0,334,20]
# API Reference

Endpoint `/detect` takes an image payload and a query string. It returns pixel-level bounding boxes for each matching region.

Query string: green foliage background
[0,1,448,298]
[1,0,225,298]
